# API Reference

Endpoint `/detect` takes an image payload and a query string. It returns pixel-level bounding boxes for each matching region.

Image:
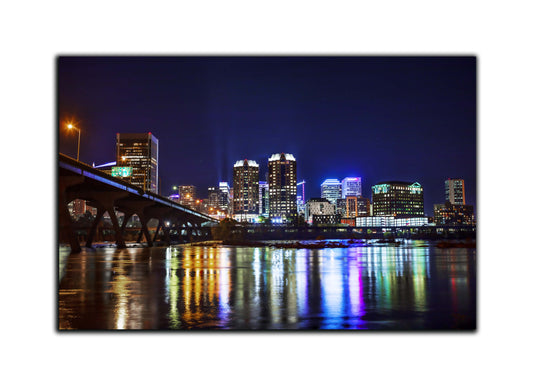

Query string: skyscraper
[207,186,220,210]
[346,196,371,217]
[320,179,342,205]
[218,182,230,211]
[178,185,196,207]
[372,181,424,217]
[259,181,269,217]
[233,159,260,222]
[342,177,362,198]
[116,132,159,193]
[268,153,297,223]
[445,178,465,205]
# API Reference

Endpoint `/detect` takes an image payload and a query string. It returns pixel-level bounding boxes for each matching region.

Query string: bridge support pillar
[59,177,84,253]
[137,214,153,247]
[107,205,126,249]
[162,225,171,245]
[85,205,105,248]
[83,192,129,248]
[153,221,162,244]
[117,201,156,247]
[120,212,133,232]
[152,220,171,245]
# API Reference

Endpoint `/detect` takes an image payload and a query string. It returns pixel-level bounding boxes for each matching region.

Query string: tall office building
[296,195,305,215]
[207,186,220,210]
[342,177,362,198]
[336,198,346,217]
[178,185,196,207]
[372,181,424,217]
[268,153,297,223]
[233,159,260,222]
[346,196,371,217]
[445,178,466,205]
[259,181,269,216]
[320,179,342,205]
[218,182,230,211]
[116,132,159,193]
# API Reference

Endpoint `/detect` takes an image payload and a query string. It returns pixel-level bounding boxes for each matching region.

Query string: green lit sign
[409,182,422,194]
[372,184,389,194]
[111,166,133,177]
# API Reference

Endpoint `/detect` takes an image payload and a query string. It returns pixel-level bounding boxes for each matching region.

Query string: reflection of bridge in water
[59,153,218,253]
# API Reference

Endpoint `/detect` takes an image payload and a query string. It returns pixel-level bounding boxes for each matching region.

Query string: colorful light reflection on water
[58,241,476,330]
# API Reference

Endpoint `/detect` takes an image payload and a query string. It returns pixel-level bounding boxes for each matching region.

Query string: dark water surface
[58,240,476,330]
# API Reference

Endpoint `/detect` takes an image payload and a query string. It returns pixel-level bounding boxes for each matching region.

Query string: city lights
[58,56,477,333]
[66,122,81,161]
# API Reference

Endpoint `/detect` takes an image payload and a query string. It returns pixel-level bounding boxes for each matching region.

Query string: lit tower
[268,153,297,223]
[233,159,260,222]
[321,179,342,205]
[342,177,362,198]
[445,178,465,205]
[116,132,159,193]
[297,180,306,215]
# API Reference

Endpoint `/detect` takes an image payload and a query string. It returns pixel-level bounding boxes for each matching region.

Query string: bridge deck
[59,153,217,252]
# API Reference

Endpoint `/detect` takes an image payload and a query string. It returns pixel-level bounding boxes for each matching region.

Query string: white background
[1,1,532,374]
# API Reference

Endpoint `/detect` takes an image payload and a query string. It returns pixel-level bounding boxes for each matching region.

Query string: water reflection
[59,242,476,330]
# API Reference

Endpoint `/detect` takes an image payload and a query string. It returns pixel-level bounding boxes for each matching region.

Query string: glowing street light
[67,123,81,161]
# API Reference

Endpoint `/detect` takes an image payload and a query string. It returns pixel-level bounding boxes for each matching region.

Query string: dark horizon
[58,56,476,216]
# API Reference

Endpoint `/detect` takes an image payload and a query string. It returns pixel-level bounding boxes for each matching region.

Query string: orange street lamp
[67,123,81,161]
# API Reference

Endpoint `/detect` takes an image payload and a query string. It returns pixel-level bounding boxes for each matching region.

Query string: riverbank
[218,238,476,249]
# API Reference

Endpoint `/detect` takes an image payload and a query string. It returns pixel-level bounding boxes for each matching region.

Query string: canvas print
[58,56,476,330]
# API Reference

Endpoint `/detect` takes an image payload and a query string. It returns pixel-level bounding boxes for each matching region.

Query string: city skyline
[58,56,476,215]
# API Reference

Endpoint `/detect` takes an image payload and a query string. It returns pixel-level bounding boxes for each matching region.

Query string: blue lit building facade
[320,179,342,205]
[342,177,362,198]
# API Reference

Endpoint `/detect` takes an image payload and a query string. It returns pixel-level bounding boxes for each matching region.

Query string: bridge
[59,153,219,253]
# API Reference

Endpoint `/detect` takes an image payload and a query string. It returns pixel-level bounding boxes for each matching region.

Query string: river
[58,240,476,330]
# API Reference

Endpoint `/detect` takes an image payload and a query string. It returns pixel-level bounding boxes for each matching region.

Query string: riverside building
[116,132,159,193]
[342,177,362,198]
[218,182,230,211]
[305,198,338,224]
[445,178,466,205]
[208,186,220,210]
[356,216,428,227]
[320,179,342,205]
[178,185,196,207]
[346,196,371,217]
[233,159,260,222]
[268,153,297,223]
[371,181,424,217]
[433,201,475,225]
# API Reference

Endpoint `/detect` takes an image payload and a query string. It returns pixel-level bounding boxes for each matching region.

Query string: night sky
[58,56,476,215]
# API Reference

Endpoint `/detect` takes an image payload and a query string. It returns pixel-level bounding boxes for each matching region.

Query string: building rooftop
[374,181,421,186]
[321,178,341,186]
[268,153,296,162]
[307,198,331,203]
[233,159,259,167]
